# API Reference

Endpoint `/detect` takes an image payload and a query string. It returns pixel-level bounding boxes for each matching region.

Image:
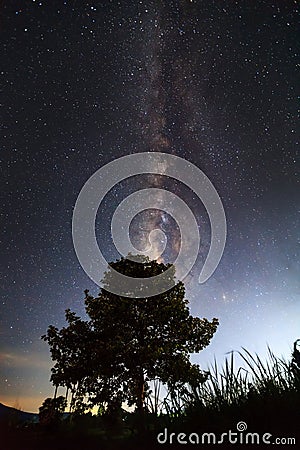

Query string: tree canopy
[42,256,219,417]
[39,396,66,429]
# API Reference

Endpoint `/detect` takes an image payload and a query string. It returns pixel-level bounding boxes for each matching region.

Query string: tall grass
[142,343,299,433]
[182,346,299,414]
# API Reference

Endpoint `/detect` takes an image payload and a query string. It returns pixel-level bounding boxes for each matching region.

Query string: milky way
[0,0,299,412]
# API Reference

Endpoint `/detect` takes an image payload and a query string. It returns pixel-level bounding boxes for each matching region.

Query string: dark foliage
[42,256,218,426]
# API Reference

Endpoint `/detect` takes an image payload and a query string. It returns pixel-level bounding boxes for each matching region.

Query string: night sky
[1,0,299,412]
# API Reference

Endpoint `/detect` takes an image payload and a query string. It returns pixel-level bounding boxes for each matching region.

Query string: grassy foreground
[2,345,299,449]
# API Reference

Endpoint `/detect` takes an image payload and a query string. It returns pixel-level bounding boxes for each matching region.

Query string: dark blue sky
[0,0,298,412]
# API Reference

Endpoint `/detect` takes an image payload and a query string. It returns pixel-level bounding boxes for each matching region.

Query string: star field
[0,0,299,412]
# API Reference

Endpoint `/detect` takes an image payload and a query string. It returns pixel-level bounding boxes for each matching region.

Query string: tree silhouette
[291,339,300,390]
[42,256,218,430]
[39,396,66,429]
[41,311,92,412]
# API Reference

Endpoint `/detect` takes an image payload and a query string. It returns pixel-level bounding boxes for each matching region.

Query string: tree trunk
[53,385,58,399]
[70,391,73,414]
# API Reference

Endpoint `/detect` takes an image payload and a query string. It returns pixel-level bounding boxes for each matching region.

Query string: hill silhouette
[0,402,39,424]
